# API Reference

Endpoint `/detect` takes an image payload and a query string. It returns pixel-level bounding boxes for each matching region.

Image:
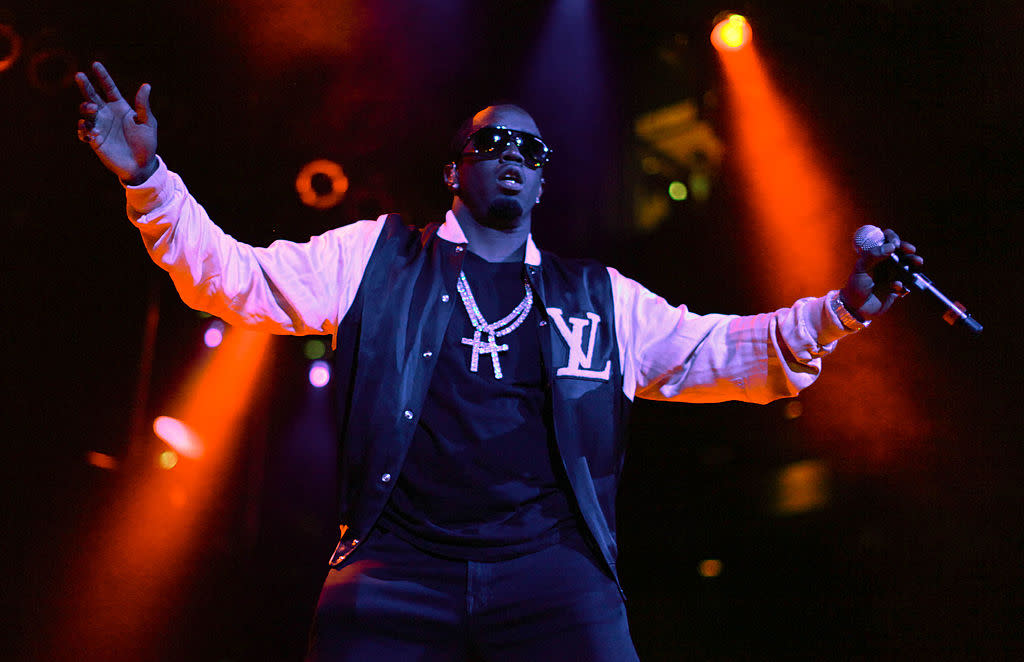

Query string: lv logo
[546,308,611,380]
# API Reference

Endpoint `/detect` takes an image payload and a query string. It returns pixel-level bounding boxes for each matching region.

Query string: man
[76,61,919,661]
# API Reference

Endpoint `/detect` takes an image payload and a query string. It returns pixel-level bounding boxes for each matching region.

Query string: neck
[452,200,530,263]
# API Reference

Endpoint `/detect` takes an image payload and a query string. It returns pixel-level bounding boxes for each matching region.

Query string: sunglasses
[459,126,552,169]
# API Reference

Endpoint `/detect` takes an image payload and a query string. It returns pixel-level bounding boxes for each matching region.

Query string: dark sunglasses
[460,126,552,169]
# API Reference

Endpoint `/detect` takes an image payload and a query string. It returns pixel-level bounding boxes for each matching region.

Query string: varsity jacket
[125,157,857,591]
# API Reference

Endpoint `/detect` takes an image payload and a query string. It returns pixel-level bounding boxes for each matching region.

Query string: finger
[879,292,900,314]
[134,83,152,124]
[75,72,103,104]
[881,228,901,254]
[898,240,917,255]
[79,101,98,119]
[77,119,96,143]
[91,61,124,102]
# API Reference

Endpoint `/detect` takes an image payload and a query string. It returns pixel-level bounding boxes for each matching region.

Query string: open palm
[76,62,158,184]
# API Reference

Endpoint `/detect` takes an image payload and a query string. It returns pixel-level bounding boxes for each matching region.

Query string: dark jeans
[307,526,640,661]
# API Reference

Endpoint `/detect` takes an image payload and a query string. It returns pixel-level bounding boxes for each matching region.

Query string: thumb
[134,83,154,125]
[875,291,901,317]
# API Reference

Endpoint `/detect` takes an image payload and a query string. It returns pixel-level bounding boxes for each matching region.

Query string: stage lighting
[303,338,327,360]
[152,415,204,459]
[668,181,688,201]
[158,450,179,470]
[775,460,829,515]
[296,159,349,209]
[783,399,804,420]
[203,320,224,348]
[25,28,76,94]
[309,360,331,388]
[711,13,751,52]
[85,450,118,471]
[0,23,23,73]
[699,559,723,578]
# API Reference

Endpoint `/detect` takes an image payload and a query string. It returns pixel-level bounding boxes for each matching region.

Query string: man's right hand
[76,61,158,186]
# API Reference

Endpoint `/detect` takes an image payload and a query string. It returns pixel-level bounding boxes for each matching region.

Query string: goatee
[483,198,524,230]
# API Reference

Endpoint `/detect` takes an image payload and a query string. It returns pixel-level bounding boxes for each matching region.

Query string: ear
[535,177,545,205]
[443,162,459,192]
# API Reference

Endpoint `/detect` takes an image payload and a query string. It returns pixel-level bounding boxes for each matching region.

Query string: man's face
[451,105,546,229]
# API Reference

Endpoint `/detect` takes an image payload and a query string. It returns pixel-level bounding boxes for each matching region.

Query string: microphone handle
[888,254,983,335]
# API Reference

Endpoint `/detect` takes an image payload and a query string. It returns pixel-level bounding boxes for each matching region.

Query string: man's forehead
[471,105,541,136]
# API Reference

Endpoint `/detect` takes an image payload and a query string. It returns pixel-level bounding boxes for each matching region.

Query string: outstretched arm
[74,62,384,339]
[76,61,158,185]
[612,228,921,403]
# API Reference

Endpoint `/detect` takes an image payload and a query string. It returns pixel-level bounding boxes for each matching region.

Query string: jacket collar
[439,210,542,266]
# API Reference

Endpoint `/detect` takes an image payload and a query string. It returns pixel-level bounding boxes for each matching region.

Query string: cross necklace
[456,270,533,379]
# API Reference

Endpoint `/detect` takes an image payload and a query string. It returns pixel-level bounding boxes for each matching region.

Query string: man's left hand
[839,228,923,322]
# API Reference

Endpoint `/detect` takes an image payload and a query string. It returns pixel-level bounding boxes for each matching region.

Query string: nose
[499,138,524,163]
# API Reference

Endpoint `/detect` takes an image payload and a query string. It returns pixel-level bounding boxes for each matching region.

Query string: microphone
[854,225,982,336]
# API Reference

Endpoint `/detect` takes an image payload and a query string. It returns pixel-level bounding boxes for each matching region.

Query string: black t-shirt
[381,250,576,560]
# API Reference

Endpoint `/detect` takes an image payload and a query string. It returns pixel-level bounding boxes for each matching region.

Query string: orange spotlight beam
[716,27,933,465]
[718,41,849,301]
[47,327,274,661]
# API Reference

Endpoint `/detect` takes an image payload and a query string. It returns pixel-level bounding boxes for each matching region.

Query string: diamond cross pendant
[461,330,510,379]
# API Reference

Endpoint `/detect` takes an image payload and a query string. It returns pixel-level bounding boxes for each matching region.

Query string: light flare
[203,323,224,348]
[152,415,203,459]
[309,360,331,388]
[711,14,752,52]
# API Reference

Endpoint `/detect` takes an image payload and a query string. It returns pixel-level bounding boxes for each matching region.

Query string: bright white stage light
[309,360,331,388]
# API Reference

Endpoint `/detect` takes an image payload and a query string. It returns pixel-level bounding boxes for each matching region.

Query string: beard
[482,198,524,230]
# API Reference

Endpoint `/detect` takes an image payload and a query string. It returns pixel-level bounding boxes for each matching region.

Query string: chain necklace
[456,270,533,379]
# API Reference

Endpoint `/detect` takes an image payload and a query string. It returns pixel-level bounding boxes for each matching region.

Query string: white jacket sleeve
[609,267,856,404]
[124,157,383,338]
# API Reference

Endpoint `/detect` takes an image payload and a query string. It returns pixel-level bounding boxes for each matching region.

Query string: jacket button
[455,245,465,253]
[422,351,433,358]
[403,410,414,420]
[381,473,392,483]
[441,294,450,303]
[538,320,547,327]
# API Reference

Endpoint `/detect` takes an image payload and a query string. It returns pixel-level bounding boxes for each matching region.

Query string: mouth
[496,167,524,193]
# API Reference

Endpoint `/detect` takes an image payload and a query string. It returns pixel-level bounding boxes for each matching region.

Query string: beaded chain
[456,270,533,379]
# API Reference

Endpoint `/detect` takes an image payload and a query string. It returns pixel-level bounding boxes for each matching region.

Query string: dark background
[3,1,1021,660]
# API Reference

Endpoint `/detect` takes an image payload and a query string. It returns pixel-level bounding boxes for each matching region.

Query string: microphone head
[853,224,885,255]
